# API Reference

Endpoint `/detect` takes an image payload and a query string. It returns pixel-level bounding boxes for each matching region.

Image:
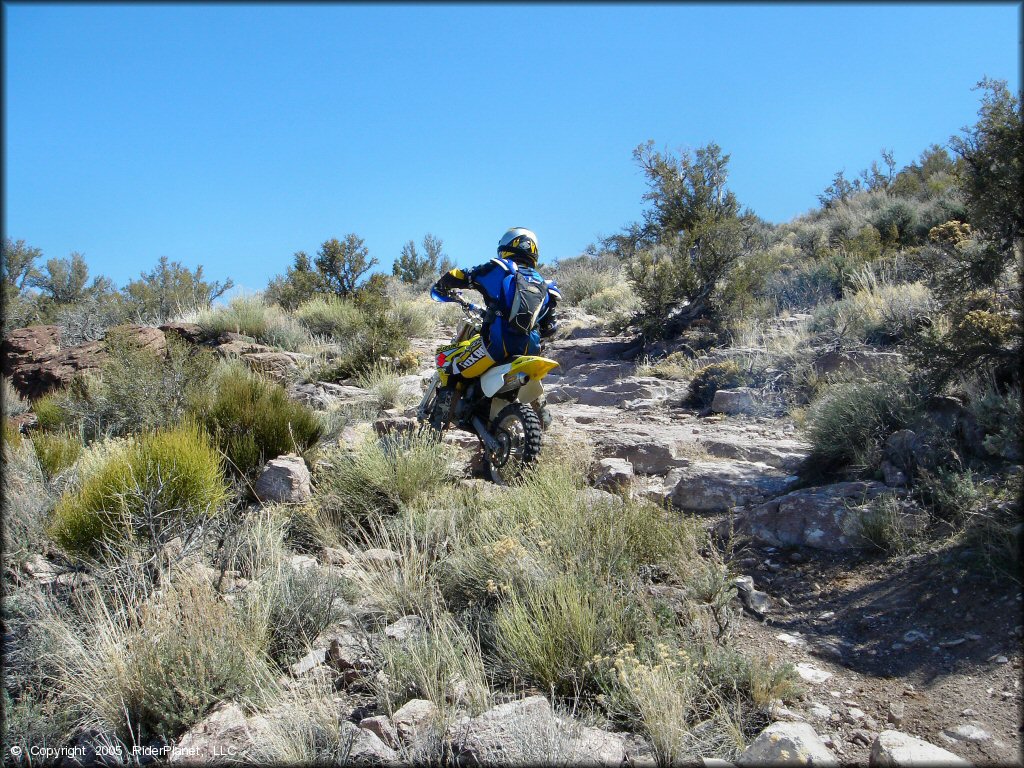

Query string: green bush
[32,394,67,431]
[686,361,746,407]
[298,290,413,380]
[48,422,229,556]
[804,377,922,472]
[32,431,82,481]
[201,365,322,477]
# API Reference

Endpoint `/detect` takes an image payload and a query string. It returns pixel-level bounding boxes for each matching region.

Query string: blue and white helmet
[497,227,539,267]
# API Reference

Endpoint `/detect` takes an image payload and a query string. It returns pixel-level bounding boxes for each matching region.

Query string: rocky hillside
[2,304,1019,766]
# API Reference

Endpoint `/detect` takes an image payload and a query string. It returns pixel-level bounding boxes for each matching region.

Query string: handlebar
[431,287,484,318]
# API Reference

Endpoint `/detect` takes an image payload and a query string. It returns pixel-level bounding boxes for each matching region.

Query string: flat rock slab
[668,460,799,512]
[731,481,892,551]
[869,730,972,766]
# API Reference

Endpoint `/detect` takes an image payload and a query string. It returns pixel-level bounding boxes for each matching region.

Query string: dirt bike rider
[430,227,561,424]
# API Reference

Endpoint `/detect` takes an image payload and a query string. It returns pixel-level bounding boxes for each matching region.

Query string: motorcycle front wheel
[487,402,542,485]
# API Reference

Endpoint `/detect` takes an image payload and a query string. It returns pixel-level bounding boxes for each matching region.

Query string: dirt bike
[417,288,559,484]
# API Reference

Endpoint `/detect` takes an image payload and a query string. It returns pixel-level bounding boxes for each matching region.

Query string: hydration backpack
[505,265,548,335]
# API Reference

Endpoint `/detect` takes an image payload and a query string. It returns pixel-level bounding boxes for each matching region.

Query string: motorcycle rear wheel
[487,402,542,485]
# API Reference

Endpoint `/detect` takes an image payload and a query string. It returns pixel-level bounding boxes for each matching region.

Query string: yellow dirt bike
[417,289,558,484]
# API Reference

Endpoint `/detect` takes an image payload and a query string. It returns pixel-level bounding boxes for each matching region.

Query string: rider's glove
[539,317,558,338]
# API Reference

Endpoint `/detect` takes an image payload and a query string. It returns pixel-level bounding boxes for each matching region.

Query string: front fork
[417,373,440,422]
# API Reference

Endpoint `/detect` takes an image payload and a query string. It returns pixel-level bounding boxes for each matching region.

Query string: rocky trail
[531,324,1023,765]
[5,315,1021,766]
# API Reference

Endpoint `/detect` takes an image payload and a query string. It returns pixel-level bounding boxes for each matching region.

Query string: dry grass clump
[197,293,310,350]
[316,433,455,525]
[243,560,349,666]
[354,361,408,410]
[343,443,793,756]
[42,573,274,744]
[294,295,365,338]
[811,266,936,346]
[374,604,491,719]
[3,375,30,415]
[636,352,705,381]
[2,435,54,563]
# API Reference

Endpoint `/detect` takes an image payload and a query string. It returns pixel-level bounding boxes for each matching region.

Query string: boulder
[159,322,206,344]
[731,481,892,551]
[711,387,759,415]
[450,696,558,764]
[171,703,262,763]
[373,416,418,437]
[596,426,697,475]
[735,721,838,766]
[392,698,438,743]
[339,720,399,763]
[2,324,166,399]
[242,351,311,382]
[668,460,799,512]
[359,716,400,749]
[543,336,643,376]
[450,696,626,767]
[384,615,426,643]
[1,326,61,386]
[292,382,378,411]
[593,457,634,492]
[253,454,312,504]
[868,730,971,766]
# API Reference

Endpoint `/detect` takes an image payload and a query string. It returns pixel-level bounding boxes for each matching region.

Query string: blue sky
[4,3,1020,293]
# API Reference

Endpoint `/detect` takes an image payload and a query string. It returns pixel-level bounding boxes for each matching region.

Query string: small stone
[392,698,438,743]
[359,716,399,749]
[886,702,905,727]
[846,707,866,722]
[289,648,327,677]
[943,724,991,743]
[850,729,874,747]
[902,630,928,644]
[870,730,972,766]
[253,454,312,504]
[808,703,833,720]
[960,708,977,717]
[776,632,807,647]
[796,662,832,684]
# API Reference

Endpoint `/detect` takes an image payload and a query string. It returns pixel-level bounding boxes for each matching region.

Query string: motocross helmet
[497,227,539,268]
